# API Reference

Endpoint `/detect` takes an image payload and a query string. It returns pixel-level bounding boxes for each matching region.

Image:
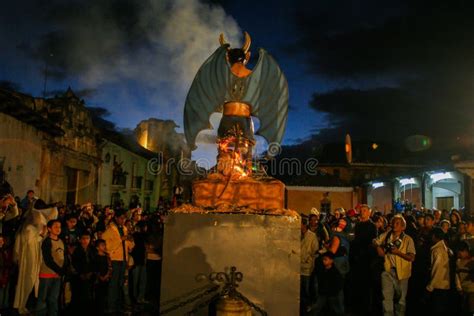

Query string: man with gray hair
[373,215,416,316]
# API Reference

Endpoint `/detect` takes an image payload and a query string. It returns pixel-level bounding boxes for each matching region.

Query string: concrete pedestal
[160,212,300,316]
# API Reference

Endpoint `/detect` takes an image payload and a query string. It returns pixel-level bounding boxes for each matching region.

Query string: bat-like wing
[243,48,289,145]
[184,46,230,150]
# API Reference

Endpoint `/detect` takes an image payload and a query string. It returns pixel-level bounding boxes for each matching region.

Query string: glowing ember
[217,136,252,178]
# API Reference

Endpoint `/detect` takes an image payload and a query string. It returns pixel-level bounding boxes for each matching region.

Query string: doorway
[66,167,78,205]
[436,196,454,211]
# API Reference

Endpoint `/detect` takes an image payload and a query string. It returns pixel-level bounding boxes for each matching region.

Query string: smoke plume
[2,0,242,131]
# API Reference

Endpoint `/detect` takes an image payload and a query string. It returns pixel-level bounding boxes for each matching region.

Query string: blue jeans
[381,270,408,316]
[301,275,311,311]
[311,290,344,316]
[133,265,147,302]
[107,261,126,313]
[36,277,61,316]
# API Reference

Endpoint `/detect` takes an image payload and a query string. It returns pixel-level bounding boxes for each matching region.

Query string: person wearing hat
[308,210,329,248]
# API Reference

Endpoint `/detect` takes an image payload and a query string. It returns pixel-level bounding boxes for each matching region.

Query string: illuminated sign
[430,172,452,182]
[372,182,384,189]
[399,178,416,186]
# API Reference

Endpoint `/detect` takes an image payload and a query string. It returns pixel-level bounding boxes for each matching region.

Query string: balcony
[112,174,127,189]
[144,180,153,192]
[131,176,143,191]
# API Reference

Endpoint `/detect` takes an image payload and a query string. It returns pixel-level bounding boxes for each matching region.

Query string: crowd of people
[300,203,474,316]
[2,179,474,316]
[0,186,166,316]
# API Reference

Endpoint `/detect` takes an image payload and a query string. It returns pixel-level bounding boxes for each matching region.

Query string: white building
[98,133,161,211]
[0,87,163,210]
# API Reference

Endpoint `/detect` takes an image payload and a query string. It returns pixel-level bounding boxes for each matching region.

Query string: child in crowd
[62,215,81,246]
[94,239,112,315]
[312,252,344,316]
[36,220,66,316]
[71,232,95,313]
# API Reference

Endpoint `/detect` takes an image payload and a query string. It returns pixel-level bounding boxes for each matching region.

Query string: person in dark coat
[312,252,344,316]
[131,221,148,304]
[71,232,95,314]
[93,239,111,316]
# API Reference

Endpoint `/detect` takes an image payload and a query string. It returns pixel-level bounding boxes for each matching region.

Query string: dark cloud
[87,106,117,132]
[290,0,474,157]
[295,0,474,78]
[14,1,157,80]
[311,85,473,145]
[1,0,242,134]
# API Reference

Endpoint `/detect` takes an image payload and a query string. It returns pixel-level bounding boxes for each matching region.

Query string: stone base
[192,177,285,209]
[160,212,300,316]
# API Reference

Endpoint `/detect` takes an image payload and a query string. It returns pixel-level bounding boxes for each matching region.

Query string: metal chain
[160,285,220,315]
[185,293,221,316]
[235,291,268,316]
[160,284,215,307]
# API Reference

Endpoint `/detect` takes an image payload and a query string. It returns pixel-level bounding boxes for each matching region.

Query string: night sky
[1,0,474,162]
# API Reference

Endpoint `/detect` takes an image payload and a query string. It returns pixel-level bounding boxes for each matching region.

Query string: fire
[217,137,251,178]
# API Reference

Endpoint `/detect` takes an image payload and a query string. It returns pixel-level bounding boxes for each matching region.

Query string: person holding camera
[0,194,19,223]
[373,215,416,316]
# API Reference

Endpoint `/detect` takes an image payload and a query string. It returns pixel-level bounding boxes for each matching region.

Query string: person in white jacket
[301,218,318,313]
[426,227,461,316]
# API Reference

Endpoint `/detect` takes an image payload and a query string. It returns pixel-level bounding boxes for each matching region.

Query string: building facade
[0,87,166,209]
[0,88,100,204]
[98,140,160,211]
[135,118,192,200]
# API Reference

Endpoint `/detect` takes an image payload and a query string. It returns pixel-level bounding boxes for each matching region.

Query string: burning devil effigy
[160,32,300,315]
[182,31,291,212]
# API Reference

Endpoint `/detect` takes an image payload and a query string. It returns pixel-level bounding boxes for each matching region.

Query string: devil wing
[242,48,289,145]
[184,46,230,150]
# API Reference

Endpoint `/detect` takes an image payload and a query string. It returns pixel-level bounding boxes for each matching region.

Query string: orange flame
[218,138,249,178]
